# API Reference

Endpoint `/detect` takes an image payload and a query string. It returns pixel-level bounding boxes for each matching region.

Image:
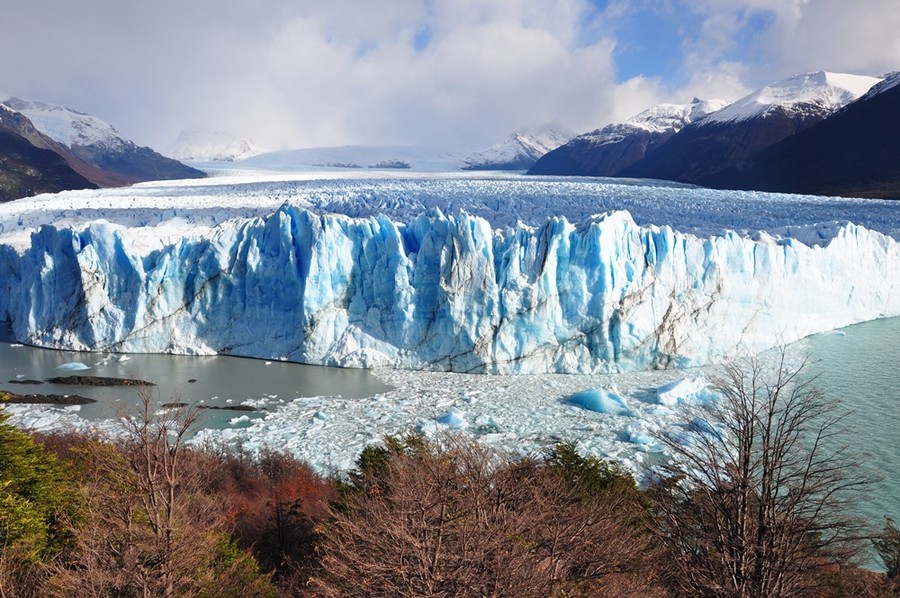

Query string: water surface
[0,322,391,429]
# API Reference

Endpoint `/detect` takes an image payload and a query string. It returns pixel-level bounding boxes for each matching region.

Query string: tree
[651,353,873,598]
[44,391,274,598]
[0,408,78,598]
[316,434,665,597]
[211,444,335,587]
[874,517,900,594]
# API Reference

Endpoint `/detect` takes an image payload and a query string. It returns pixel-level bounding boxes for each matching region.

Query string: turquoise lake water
[803,317,900,524]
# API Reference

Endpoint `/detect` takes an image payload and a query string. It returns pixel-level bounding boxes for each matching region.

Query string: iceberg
[55,361,92,371]
[566,388,633,416]
[1,199,899,375]
[655,376,719,406]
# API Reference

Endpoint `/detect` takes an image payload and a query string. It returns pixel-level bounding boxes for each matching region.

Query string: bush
[316,434,665,597]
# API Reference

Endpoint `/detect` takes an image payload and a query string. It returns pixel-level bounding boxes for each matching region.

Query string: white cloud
[669,0,898,102]
[759,0,900,78]
[1,0,633,151]
[0,0,895,152]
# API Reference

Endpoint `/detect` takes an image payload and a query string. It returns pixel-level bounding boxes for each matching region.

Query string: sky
[2,0,898,153]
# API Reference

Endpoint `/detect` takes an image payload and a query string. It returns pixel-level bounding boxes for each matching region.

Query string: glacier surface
[1,172,899,375]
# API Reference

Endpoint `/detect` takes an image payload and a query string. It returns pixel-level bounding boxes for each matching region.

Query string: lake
[0,321,392,430]
[1,317,897,528]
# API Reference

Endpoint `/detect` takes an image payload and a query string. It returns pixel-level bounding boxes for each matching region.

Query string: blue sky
[1,0,897,152]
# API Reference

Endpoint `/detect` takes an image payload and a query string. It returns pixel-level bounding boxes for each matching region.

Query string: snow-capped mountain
[170,128,264,162]
[0,95,205,185]
[701,71,879,125]
[1,96,126,151]
[613,99,731,134]
[240,145,459,172]
[459,123,572,171]
[859,71,900,100]
[0,105,96,201]
[528,98,728,176]
[618,71,881,185]
[706,71,900,199]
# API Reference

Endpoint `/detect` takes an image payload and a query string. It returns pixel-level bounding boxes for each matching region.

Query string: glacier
[2,175,899,375]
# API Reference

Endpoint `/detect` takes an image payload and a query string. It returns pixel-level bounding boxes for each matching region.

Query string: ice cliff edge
[1,205,898,374]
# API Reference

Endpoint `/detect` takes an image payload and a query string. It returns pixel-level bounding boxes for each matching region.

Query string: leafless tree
[316,434,665,597]
[45,390,273,598]
[651,352,874,598]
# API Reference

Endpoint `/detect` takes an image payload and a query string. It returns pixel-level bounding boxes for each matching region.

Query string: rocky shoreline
[2,375,154,406]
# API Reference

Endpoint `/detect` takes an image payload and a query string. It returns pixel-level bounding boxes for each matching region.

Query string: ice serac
[1,206,899,374]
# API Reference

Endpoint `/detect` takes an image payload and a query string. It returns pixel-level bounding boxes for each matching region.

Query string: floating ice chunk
[655,376,719,406]
[565,387,634,416]
[118,355,131,362]
[435,407,468,429]
[624,422,656,446]
[56,361,91,371]
[473,414,499,432]
[416,420,441,435]
[229,415,251,425]
[15,374,24,379]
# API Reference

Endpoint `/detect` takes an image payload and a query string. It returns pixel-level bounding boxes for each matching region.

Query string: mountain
[239,145,459,172]
[0,96,205,185]
[169,128,264,162]
[459,123,572,171]
[704,72,900,199]
[0,105,96,201]
[618,71,880,184]
[528,99,728,176]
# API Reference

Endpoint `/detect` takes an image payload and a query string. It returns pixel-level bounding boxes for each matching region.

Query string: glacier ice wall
[1,205,898,374]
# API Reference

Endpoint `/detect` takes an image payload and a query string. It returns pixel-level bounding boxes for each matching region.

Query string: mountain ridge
[1,95,205,186]
[0,105,96,201]
[459,123,572,171]
[528,70,895,199]
[528,98,727,176]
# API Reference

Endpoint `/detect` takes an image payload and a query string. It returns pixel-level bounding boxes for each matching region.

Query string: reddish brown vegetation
[2,360,897,597]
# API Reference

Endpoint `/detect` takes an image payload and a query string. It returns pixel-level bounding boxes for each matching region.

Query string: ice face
[2,199,899,375]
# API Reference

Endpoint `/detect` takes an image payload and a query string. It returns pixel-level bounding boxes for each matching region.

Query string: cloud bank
[1,0,896,152]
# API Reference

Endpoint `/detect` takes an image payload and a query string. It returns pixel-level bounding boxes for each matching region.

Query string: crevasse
[1,204,898,374]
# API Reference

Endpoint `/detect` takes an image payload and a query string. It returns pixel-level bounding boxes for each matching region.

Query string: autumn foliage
[1,358,897,597]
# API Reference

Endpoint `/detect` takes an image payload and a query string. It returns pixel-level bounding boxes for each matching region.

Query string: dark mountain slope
[619,104,836,184]
[0,118,96,202]
[1,97,205,185]
[706,75,900,199]
[528,99,728,177]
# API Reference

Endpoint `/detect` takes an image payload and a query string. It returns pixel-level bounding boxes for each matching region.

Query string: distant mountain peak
[0,94,204,186]
[459,123,572,171]
[0,95,125,151]
[620,98,731,134]
[701,71,881,125]
[170,128,264,162]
